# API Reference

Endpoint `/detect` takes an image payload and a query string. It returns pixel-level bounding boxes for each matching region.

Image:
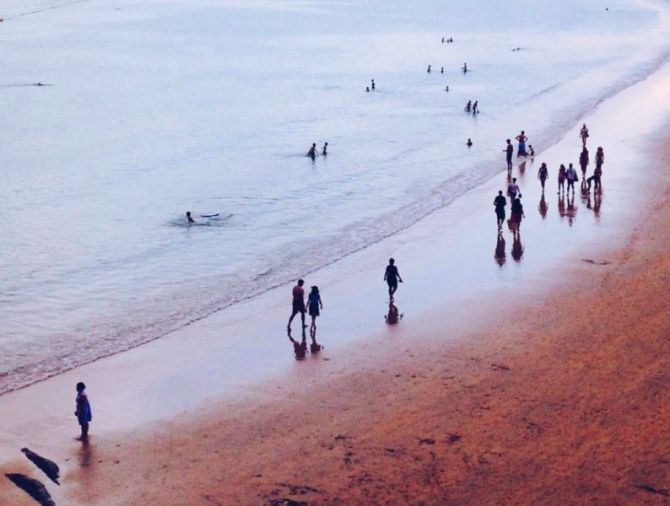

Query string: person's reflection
[566,192,577,226]
[557,192,566,218]
[580,179,589,201]
[538,192,547,219]
[593,191,602,218]
[494,230,506,266]
[309,332,323,355]
[79,436,93,468]
[511,229,524,262]
[287,328,307,360]
[385,300,403,325]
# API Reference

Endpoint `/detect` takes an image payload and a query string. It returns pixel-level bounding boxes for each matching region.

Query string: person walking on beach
[510,197,525,230]
[516,131,528,157]
[504,139,513,171]
[307,286,323,335]
[595,146,604,172]
[557,164,567,194]
[441,66,444,74]
[579,147,589,179]
[538,162,548,191]
[566,163,578,194]
[307,143,316,160]
[580,123,589,147]
[75,382,92,440]
[384,258,403,300]
[287,279,307,331]
[322,142,328,156]
[494,190,506,230]
[507,177,520,202]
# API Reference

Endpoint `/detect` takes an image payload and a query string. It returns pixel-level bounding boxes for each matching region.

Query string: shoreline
[2,42,670,506]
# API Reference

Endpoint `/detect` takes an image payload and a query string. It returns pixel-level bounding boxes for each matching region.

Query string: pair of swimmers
[307,142,328,159]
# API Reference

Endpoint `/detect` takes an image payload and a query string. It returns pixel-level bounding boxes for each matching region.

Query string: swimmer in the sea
[186,211,195,224]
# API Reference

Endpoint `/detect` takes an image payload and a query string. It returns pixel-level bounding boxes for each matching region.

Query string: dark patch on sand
[5,473,55,506]
[21,448,60,485]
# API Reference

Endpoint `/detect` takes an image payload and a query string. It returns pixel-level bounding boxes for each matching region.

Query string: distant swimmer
[445,85,450,92]
[441,66,444,74]
[494,190,507,230]
[580,123,589,147]
[384,258,403,300]
[287,279,306,331]
[516,130,528,157]
[538,162,549,191]
[186,211,195,224]
[557,164,567,194]
[472,101,479,114]
[462,62,468,73]
[467,138,473,147]
[322,142,328,156]
[371,78,376,90]
[442,37,445,43]
[504,139,513,171]
[507,177,520,202]
[510,196,525,230]
[579,147,589,178]
[465,100,472,112]
[427,65,432,73]
[366,86,370,92]
[566,163,578,193]
[307,143,316,159]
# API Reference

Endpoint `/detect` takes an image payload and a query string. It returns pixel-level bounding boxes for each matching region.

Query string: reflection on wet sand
[566,193,577,226]
[494,231,506,266]
[511,229,524,262]
[309,327,323,355]
[287,329,307,360]
[538,192,548,219]
[385,300,403,325]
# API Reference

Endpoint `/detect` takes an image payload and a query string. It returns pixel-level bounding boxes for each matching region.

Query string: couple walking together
[287,279,323,333]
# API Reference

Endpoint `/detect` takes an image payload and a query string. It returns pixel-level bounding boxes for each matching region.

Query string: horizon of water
[1,0,670,394]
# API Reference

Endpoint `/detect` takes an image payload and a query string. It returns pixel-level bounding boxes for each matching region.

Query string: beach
[2,0,670,504]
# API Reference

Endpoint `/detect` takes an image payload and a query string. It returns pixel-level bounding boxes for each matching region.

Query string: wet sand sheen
[1,44,670,506]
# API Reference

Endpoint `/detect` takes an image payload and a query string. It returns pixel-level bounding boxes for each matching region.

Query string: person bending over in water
[371,79,375,90]
[287,279,307,331]
[427,64,432,73]
[538,163,548,191]
[494,190,506,230]
[322,142,328,156]
[186,211,195,224]
[307,285,323,335]
[75,382,92,440]
[384,258,403,300]
[528,145,535,158]
[566,163,578,194]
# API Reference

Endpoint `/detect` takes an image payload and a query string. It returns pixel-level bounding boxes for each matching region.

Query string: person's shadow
[511,229,524,262]
[494,230,506,266]
[287,328,307,360]
[385,300,403,325]
[566,192,577,226]
[538,192,547,219]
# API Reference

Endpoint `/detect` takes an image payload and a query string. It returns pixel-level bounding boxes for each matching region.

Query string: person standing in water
[307,286,323,335]
[75,382,92,440]
[462,62,468,73]
[579,147,589,179]
[186,211,195,224]
[580,124,589,147]
[466,138,473,147]
[287,279,306,331]
[504,139,513,171]
[427,65,432,73]
[371,79,375,90]
[322,142,328,156]
[494,190,507,230]
[465,100,472,112]
[440,66,444,74]
[384,258,403,300]
[538,162,549,191]
[307,143,316,159]
[516,131,528,157]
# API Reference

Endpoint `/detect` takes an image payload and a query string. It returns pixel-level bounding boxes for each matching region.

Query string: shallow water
[1,0,669,393]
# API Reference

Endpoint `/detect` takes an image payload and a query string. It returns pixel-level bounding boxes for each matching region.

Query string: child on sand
[75,382,92,440]
[307,286,323,334]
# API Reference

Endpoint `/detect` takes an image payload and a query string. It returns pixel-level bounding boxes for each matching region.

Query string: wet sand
[2,58,670,506]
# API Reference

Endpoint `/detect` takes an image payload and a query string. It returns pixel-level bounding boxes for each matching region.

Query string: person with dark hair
[579,147,589,178]
[75,382,92,440]
[322,142,328,156]
[507,177,520,202]
[494,190,506,230]
[566,163,578,194]
[465,100,472,113]
[557,164,567,194]
[384,258,403,300]
[307,286,323,334]
[538,162,548,191]
[287,279,306,331]
[186,211,195,224]
[427,64,432,73]
[466,138,473,147]
[515,130,528,157]
[307,143,316,160]
[371,79,375,90]
[503,139,513,171]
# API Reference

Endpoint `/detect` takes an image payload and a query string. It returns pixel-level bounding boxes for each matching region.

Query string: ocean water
[1,0,669,393]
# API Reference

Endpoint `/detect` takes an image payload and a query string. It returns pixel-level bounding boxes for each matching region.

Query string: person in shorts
[384,258,403,300]
[307,285,323,334]
[287,279,306,331]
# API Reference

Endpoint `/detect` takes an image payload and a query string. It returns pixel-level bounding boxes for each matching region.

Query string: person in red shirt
[287,279,306,332]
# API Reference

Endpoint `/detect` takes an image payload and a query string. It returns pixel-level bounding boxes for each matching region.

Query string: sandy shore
[2,55,670,506]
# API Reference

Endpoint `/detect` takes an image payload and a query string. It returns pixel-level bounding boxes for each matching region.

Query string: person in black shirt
[504,139,513,171]
[384,258,403,300]
[494,190,506,230]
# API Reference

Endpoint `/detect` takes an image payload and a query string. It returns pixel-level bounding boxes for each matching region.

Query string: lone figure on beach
[580,124,589,147]
[494,190,507,230]
[504,139,513,171]
[384,258,403,300]
[287,279,307,331]
[307,285,323,335]
[516,131,528,157]
[75,382,92,440]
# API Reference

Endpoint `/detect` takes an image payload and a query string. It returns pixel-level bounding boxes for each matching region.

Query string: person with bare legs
[557,164,567,194]
[503,139,513,171]
[307,285,323,335]
[384,258,403,300]
[538,162,548,191]
[287,279,306,331]
[75,382,92,441]
[580,123,589,147]
[494,190,506,230]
